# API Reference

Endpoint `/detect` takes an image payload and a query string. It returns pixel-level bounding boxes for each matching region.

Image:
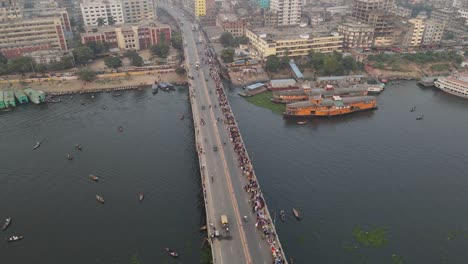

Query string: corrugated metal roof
[246,82,265,90]
[287,96,375,108]
[289,60,304,79]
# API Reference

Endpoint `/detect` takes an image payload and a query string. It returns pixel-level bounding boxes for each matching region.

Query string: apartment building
[195,0,206,17]
[0,0,23,22]
[422,19,445,46]
[122,0,156,23]
[270,0,303,26]
[0,17,68,58]
[246,27,343,58]
[392,5,411,18]
[81,0,125,26]
[81,22,171,50]
[352,0,394,22]
[216,14,246,37]
[403,18,425,47]
[338,22,374,49]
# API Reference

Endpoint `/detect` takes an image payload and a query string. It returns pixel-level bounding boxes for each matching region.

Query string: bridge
[161,3,288,264]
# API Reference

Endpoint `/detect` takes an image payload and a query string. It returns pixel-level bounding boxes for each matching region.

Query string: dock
[3,90,16,107]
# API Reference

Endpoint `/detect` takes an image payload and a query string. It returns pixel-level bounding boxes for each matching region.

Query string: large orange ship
[283,96,377,117]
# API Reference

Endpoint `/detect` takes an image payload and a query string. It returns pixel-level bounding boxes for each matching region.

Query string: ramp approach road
[161,3,288,264]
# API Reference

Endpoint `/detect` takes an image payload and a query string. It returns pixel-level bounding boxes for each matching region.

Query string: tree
[171,33,183,50]
[73,45,95,65]
[175,66,186,75]
[265,55,281,73]
[131,55,144,66]
[464,50,468,57]
[96,17,106,26]
[0,53,7,65]
[86,42,108,54]
[7,56,35,73]
[280,55,290,68]
[220,32,235,47]
[221,48,235,63]
[235,36,249,45]
[77,67,97,82]
[323,55,339,75]
[35,63,47,74]
[104,56,122,69]
[107,16,115,26]
[150,42,170,58]
[342,56,356,74]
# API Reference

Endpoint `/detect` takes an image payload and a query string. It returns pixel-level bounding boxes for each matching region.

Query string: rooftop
[249,27,341,42]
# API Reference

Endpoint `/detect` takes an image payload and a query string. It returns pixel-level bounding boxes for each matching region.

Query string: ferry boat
[3,90,16,107]
[0,90,5,109]
[284,96,377,118]
[23,88,46,104]
[14,90,29,104]
[434,73,468,99]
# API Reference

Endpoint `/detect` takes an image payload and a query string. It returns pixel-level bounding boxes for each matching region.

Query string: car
[213,145,218,151]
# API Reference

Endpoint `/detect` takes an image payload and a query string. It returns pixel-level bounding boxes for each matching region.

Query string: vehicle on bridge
[220,215,229,232]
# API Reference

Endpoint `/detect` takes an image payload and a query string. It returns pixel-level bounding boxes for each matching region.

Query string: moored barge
[284,96,377,118]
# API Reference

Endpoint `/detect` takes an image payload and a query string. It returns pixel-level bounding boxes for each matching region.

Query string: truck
[220,215,229,231]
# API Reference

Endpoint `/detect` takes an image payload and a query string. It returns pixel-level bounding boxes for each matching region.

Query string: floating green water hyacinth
[352,226,388,248]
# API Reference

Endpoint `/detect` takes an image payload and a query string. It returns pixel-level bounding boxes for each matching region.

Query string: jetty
[163,4,288,264]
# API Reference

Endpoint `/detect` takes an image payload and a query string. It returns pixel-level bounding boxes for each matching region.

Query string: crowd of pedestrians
[202,43,286,264]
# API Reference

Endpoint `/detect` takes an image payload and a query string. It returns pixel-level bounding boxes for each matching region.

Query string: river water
[1,81,468,264]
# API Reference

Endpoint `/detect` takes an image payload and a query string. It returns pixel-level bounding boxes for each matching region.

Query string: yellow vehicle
[220,215,229,231]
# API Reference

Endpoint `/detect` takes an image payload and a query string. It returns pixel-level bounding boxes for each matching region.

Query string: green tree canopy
[107,16,115,25]
[171,33,183,50]
[104,56,122,69]
[265,55,281,73]
[73,45,95,65]
[7,56,35,73]
[220,32,235,47]
[77,67,97,82]
[0,53,8,65]
[150,42,170,58]
[175,66,186,75]
[96,17,106,26]
[221,48,235,63]
[35,63,47,74]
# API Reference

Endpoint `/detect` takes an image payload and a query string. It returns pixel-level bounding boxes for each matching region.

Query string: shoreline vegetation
[244,91,285,114]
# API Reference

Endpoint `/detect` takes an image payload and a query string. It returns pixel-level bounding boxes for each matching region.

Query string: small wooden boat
[33,141,41,150]
[410,106,415,112]
[2,217,11,231]
[96,195,105,204]
[139,193,144,202]
[118,126,124,132]
[296,121,309,125]
[89,174,99,182]
[199,225,207,231]
[279,210,286,222]
[112,93,122,97]
[292,208,301,220]
[6,235,23,243]
[1,108,12,112]
[416,115,424,120]
[66,154,73,160]
[180,114,184,120]
[166,248,178,258]
[75,144,82,151]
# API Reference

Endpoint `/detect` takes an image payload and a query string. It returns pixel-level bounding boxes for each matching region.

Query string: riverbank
[1,71,186,94]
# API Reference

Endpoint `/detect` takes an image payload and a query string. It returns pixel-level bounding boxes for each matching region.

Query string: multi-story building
[80,0,125,26]
[246,27,343,58]
[422,19,445,46]
[367,10,394,37]
[392,5,411,18]
[263,10,279,27]
[195,0,206,17]
[403,17,425,47]
[0,17,68,58]
[270,0,303,26]
[431,8,454,24]
[338,22,374,49]
[0,0,23,22]
[216,14,246,37]
[57,0,83,25]
[24,50,72,64]
[122,0,156,24]
[256,0,270,9]
[352,0,394,22]
[81,22,171,51]
[23,6,72,36]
